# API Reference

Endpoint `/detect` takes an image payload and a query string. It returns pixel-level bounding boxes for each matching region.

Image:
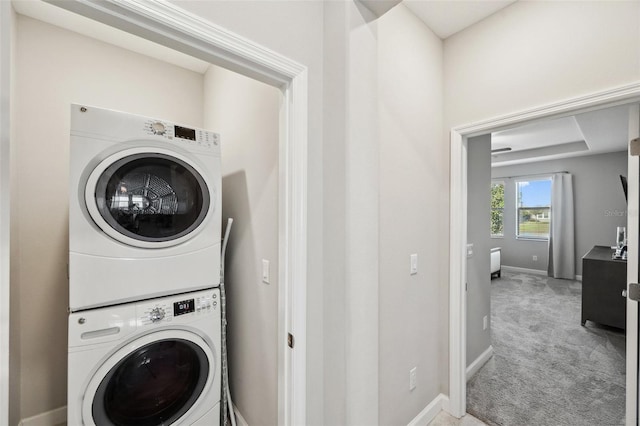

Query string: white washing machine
[69,104,221,311]
[68,288,221,426]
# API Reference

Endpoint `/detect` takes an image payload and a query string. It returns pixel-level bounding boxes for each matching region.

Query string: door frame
[0,2,11,425]
[449,82,640,422]
[7,1,309,425]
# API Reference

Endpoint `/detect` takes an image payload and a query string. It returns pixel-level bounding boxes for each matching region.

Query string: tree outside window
[491,181,505,237]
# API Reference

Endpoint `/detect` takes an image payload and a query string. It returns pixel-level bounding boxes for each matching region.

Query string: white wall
[4,4,18,426]
[466,135,492,367]
[163,2,327,422]
[11,1,637,423]
[444,0,640,129]
[377,4,445,424]
[321,2,347,423]
[344,3,380,424]
[320,4,447,424]
[492,151,628,275]
[13,15,204,420]
[203,64,280,426]
[175,3,452,424]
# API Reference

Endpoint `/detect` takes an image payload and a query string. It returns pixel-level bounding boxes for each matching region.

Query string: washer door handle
[81,327,120,340]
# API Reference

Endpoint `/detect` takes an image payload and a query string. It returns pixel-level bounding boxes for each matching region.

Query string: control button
[149,307,166,323]
[151,122,166,135]
[213,301,217,307]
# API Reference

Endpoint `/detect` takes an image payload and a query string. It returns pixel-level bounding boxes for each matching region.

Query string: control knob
[149,307,166,323]
[151,122,166,135]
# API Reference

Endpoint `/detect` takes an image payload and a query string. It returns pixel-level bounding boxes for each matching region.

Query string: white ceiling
[13,0,631,167]
[403,0,517,39]
[14,0,517,72]
[11,0,210,74]
[491,105,630,167]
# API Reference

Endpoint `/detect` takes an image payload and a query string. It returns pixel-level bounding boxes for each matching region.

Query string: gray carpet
[467,271,626,426]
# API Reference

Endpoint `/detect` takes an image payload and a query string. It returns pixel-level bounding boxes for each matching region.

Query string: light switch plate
[409,367,417,391]
[262,259,270,284]
[410,254,418,275]
[466,244,474,258]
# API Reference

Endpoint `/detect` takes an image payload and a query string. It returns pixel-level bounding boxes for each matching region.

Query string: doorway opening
[465,106,630,423]
[449,83,640,424]
[3,1,308,425]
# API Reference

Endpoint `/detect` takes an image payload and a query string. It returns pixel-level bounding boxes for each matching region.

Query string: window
[516,178,551,239]
[491,181,505,237]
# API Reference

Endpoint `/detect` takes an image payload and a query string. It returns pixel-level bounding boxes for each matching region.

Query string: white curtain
[547,173,575,279]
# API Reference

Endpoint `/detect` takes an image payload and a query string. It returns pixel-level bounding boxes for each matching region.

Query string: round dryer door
[86,148,211,248]
[83,331,215,426]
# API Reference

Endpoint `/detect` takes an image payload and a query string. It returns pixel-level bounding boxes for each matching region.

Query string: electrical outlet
[483,315,488,330]
[409,367,417,391]
[533,255,538,261]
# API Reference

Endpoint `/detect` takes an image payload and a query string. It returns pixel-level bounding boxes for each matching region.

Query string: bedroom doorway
[449,87,640,424]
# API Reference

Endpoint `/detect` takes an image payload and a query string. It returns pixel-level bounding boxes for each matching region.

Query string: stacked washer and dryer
[67,105,223,426]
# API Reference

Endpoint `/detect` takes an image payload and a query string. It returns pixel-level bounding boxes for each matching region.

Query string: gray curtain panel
[548,173,576,279]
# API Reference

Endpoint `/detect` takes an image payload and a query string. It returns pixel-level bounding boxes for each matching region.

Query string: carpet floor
[467,271,626,426]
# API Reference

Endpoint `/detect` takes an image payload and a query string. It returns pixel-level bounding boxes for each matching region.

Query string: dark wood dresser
[581,245,626,330]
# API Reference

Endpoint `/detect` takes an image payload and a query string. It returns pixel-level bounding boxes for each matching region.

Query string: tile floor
[428,411,487,426]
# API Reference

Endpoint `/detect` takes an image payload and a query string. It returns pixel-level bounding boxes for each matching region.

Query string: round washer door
[83,330,216,426]
[85,147,212,248]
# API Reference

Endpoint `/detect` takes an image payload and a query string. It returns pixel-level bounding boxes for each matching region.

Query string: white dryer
[69,105,221,311]
[68,288,221,426]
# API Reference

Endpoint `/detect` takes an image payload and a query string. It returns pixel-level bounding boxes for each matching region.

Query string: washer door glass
[94,153,209,243]
[92,339,209,426]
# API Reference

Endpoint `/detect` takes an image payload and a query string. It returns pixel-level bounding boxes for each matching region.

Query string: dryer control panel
[69,104,221,156]
[143,119,220,151]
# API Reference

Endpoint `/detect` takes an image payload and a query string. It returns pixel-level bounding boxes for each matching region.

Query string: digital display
[174,299,195,316]
[174,125,196,141]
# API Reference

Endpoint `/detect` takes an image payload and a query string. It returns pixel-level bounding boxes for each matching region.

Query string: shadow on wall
[222,170,252,249]
[221,169,278,424]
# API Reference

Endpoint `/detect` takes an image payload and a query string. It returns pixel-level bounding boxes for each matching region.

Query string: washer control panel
[139,302,173,326]
[143,120,220,150]
[137,289,219,326]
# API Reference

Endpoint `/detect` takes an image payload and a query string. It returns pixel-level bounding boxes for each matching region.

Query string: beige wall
[203,65,280,426]
[7,4,19,426]
[344,3,380,424]
[13,15,204,420]
[444,0,640,403]
[164,2,327,422]
[174,2,450,424]
[321,2,347,423]
[377,5,445,424]
[11,0,639,424]
[466,135,492,367]
[444,0,640,129]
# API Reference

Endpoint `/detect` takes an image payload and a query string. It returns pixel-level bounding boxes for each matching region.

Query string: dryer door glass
[92,339,209,426]
[94,153,210,242]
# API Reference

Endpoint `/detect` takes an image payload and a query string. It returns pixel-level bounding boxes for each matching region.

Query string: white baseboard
[502,266,582,281]
[466,345,494,381]
[501,265,547,276]
[19,404,246,426]
[407,393,450,426]
[19,406,66,426]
